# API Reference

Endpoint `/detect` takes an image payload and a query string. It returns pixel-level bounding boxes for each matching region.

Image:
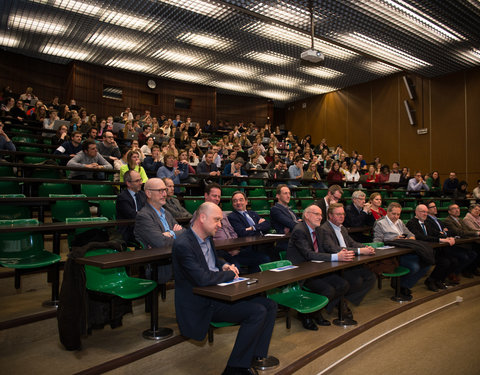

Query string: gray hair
[352,190,366,200]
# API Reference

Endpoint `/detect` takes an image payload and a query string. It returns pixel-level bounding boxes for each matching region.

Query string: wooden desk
[214,234,289,250]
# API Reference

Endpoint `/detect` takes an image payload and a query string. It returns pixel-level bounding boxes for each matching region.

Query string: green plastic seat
[403,199,417,209]
[23,156,48,164]
[184,196,204,214]
[391,190,406,199]
[0,165,15,176]
[98,196,117,220]
[248,188,267,197]
[250,197,270,211]
[0,219,61,270]
[39,183,73,196]
[221,187,238,197]
[208,321,237,343]
[382,266,410,302]
[0,193,30,220]
[342,190,352,198]
[221,201,233,211]
[81,184,116,197]
[248,179,264,186]
[279,251,287,260]
[400,207,414,220]
[0,180,21,194]
[66,216,108,236]
[50,194,91,222]
[84,248,157,300]
[259,260,329,329]
[32,168,61,179]
[295,188,311,198]
[315,189,328,198]
[300,198,314,209]
[363,242,385,248]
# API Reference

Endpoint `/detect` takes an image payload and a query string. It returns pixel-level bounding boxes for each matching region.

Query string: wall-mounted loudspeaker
[403,76,417,100]
[404,100,416,126]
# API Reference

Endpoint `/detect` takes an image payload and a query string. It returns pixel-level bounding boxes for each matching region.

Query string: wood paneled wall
[216,93,272,127]
[286,67,480,186]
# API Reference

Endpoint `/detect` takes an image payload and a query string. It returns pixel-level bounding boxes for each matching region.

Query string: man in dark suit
[314,184,343,224]
[134,178,184,283]
[173,202,278,375]
[270,184,300,256]
[116,170,146,243]
[287,204,354,330]
[228,191,271,272]
[343,190,375,242]
[318,203,376,310]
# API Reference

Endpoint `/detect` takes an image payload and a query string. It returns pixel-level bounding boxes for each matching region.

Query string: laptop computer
[388,173,401,183]
[52,120,70,130]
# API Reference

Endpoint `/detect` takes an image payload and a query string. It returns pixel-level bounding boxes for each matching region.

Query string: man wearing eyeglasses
[97,131,121,164]
[116,170,146,243]
[314,184,343,225]
[135,178,184,283]
[407,171,429,196]
[344,190,375,242]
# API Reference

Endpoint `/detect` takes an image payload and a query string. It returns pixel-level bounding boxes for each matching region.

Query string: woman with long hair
[119,150,148,183]
[369,192,387,220]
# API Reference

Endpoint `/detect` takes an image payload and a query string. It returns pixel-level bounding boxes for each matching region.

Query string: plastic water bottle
[73,123,77,131]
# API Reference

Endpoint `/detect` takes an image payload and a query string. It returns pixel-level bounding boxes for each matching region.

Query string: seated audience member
[116,170,146,243]
[407,171,429,195]
[177,149,196,183]
[67,140,112,180]
[246,155,268,179]
[162,177,192,221]
[142,144,163,174]
[172,202,278,375]
[140,136,155,157]
[166,137,179,158]
[344,164,360,184]
[443,204,480,239]
[399,167,410,186]
[119,150,148,183]
[157,153,188,195]
[134,178,184,283]
[319,203,376,309]
[472,180,480,201]
[85,127,98,142]
[373,203,430,296]
[454,181,471,207]
[197,134,212,148]
[326,161,345,185]
[43,109,59,130]
[97,131,121,164]
[425,170,441,195]
[201,144,221,168]
[138,124,152,146]
[287,204,361,329]
[0,121,16,151]
[375,165,390,184]
[443,172,459,198]
[314,184,343,225]
[227,191,271,272]
[1,97,15,116]
[54,130,83,162]
[288,156,304,187]
[463,203,480,231]
[223,157,248,185]
[268,159,289,186]
[343,190,375,242]
[365,164,377,183]
[304,161,326,188]
[9,100,27,120]
[368,192,387,220]
[187,147,200,167]
[52,125,70,146]
[270,185,300,256]
[407,204,476,283]
[196,150,220,176]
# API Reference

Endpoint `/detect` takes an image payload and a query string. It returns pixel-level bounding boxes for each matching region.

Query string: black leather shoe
[252,356,279,370]
[314,312,331,326]
[400,287,412,296]
[222,366,258,375]
[424,278,438,292]
[398,292,413,301]
[341,301,354,320]
[435,280,448,290]
[301,317,318,331]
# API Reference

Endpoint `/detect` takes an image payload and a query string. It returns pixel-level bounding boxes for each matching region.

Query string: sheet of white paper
[269,265,299,272]
[217,277,249,286]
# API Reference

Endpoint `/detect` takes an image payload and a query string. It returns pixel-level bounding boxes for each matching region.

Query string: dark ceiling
[1,0,479,104]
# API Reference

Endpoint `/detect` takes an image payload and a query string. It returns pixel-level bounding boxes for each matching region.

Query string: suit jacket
[463,212,480,231]
[172,229,235,340]
[372,216,414,242]
[343,203,375,228]
[319,221,363,253]
[443,215,479,238]
[406,218,443,242]
[286,222,332,264]
[134,202,183,248]
[314,197,328,224]
[270,202,298,234]
[164,197,192,221]
[116,189,146,242]
[228,210,271,237]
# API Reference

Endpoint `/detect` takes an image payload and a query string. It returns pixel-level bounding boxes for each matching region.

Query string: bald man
[173,202,278,375]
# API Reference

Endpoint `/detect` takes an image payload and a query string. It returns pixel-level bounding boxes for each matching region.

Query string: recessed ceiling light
[157,0,231,19]
[303,85,337,95]
[300,66,343,79]
[244,51,294,66]
[100,11,153,31]
[152,49,204,65]
[213,81,253,92]
[105,58,154,72]
[8,15,66,34]
[263,75,302,88]
[0,35,20,48]
[177,32,232,51]
[41,44,89,60]
[51,0,102,17]
[158,71,207,84]
[211,64,257,77]
[257,90,292,101]
[360,61,401,75]
[86,33,137,50]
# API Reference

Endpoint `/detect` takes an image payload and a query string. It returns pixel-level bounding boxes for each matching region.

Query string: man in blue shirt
[0,121,16,152]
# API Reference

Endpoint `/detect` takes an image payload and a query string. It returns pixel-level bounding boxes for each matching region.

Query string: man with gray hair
[344,190,375,242]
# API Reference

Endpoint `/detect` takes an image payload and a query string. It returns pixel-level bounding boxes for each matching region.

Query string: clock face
[147,79,156,89]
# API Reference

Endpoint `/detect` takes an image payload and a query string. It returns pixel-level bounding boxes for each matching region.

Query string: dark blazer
[314,197,328,224]
[228,210,271,237]
[318,221,363,254]
[172,229,235,340]
[116,189,146,243]
[287,222,332,265]
[343,203,375,228]
[406,218,443,242]
[134,202,183,248]
[270,202,298,234]
[443,216,479,238]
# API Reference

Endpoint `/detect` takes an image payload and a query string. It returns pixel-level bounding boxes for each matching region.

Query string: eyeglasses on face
[147,188,167,193]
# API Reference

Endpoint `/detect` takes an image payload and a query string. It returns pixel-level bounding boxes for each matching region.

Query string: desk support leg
[53,232,60,255]
[142,263,173,340]
[333,270,357,327]
[42,262,59,308]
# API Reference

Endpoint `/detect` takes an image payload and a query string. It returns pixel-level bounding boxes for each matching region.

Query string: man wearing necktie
[228,191,271,272]
[116,170,146,243]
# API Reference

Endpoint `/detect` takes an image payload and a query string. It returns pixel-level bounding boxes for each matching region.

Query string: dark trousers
[444,245,477,273]
[211,296,277,368]
[343,266,376,306]
[304,274,349,313]
[399,253,430,289]
[430,249,456,281]
[217,247,270,273]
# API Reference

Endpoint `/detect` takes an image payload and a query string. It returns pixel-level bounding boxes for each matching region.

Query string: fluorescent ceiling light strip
[257,90,292,101]
[247,2,313,23]
[41,44,89,59]
[159,71,207,83]
[361,61,401,74]
[8,15,66,34]
[177,32,231,51]
[156,0,231,19]
[152,49,203,65]
[212,81,252,92]
[457,49,480,64]
[211,64,257,77]
[87,33,137,50]
[382,0,461,41]
[300,66,343,79]
[303,85,337,94]
[342,32,430,69]
[0,35,20,48]
[100,11,152,30]
[52,0,102,16]
[263,75,301,87]
[244,51,294,66]
[105,58,153,72]
[243,22,358,59]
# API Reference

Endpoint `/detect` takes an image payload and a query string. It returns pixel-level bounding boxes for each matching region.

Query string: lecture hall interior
[0,1,480,374]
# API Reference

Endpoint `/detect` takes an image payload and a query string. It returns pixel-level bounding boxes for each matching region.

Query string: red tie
[312,232,319,253]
